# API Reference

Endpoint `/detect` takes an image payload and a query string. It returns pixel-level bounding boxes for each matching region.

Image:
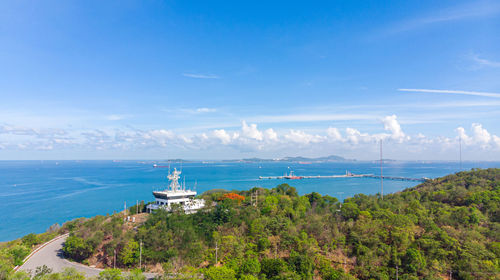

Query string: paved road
[18,235,156,279]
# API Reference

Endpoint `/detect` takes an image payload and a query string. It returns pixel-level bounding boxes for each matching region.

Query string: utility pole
[114,249,116,269]
[251,189,259,207]
[380,140,384,200]
[396,265,398,280]
[136,200,139,215]
[337,192,344,212]
[255,189,258,207]
[215,241,219,265]
[449,270,452,280]
[139,240,142,270]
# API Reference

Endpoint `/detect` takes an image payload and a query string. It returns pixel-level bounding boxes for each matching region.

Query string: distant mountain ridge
[234,155,354,163]
[152,155,354,163]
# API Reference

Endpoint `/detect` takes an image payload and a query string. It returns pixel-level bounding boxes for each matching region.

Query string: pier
[360,174,428,182]
[259,172,428,182]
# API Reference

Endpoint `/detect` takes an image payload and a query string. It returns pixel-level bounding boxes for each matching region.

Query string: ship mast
[167,168,182,191]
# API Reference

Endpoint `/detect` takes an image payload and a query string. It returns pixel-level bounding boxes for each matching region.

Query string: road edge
[14,233,70,272]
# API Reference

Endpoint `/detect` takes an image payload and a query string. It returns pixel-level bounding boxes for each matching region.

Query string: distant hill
[234,155,354,163]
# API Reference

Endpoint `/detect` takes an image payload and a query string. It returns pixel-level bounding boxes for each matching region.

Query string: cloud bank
[1,115,499,160]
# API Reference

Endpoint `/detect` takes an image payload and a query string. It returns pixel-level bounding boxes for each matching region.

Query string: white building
[146,168,205,214]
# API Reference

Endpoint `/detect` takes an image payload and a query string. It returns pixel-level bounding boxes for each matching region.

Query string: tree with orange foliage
[219,193,245,202]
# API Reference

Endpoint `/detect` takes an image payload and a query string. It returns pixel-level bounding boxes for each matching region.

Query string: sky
[0,0,500,160]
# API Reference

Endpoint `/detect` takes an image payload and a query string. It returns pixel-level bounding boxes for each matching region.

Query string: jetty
[361,174,428,182]
[259,171,428,182]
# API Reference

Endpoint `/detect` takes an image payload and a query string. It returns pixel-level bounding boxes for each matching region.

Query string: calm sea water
[1,160,499,241]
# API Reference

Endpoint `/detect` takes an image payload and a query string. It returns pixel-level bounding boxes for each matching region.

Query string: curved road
[18,235,156,279]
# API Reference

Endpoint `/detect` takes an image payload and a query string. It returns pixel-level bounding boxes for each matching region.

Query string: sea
[1,160,499,242]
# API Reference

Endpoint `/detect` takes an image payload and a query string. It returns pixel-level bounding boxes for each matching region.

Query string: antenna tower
[380,140,383,200]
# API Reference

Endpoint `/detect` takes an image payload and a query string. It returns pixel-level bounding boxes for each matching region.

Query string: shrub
[21,233,39,248]
[9,245,30,266]
[119,241,139,266]
[204,266,236,280]
[261,258,288,279]
[99,268,123,280]
[240,257,260,276]
[62,235,92,261]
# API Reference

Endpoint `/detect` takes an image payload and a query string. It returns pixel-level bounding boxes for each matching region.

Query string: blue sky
[1,0,500,160]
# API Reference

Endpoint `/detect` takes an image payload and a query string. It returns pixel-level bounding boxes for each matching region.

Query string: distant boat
[153,164,169,168]
[284,170,303,180]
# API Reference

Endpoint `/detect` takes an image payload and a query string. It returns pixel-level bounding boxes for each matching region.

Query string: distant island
[148,155,355,164]
[223,155,355,163]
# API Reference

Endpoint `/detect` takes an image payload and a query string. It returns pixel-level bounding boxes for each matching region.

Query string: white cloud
[456,123,498,149]
[471,123,491,147]
[284,130,325,144]
[196,108,217,113]
[146,129,176,147]
[381,2,500,35]
[264,128,278,141]
[82,130,110,144]
[470,54,500,68]
[0,124,66,137]
[213,129,232,145]
[493,135,500,149]
[345,128,370,144]
[382,115,407,142]
[326,127,342,141]
[398,88,500,98]
[2,117,500,160]
[241,121,263,141]
[182,73,220,79]
[456,126,471,144]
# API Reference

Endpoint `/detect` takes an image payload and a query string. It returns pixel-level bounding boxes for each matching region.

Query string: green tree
[261,258,288,279]
[306,192,324,207]
[340,202,359,220]
[404,248,426,274]
[204,266,236,280]
[274,184,298,197]
[98,268,123,280]
[62,235,92,261]
[239,275,258,280]
[288,251,313,279]
[9,245,30,266]
[21,233,39,248]
[125,269,146,280]
[119,241,139,266]
[9,271,31,280]
[240,257,260,276]
[59,267,85,280]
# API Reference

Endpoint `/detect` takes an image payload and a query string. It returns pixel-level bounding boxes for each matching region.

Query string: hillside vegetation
[4,168,500,280]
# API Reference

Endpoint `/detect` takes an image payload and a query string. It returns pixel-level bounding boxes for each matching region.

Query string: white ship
[146,168,205,213]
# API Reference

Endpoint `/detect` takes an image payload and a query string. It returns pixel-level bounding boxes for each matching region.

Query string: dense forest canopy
[2,168,499,280]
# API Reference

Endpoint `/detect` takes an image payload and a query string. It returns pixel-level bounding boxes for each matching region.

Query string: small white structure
[147,168,205,214]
